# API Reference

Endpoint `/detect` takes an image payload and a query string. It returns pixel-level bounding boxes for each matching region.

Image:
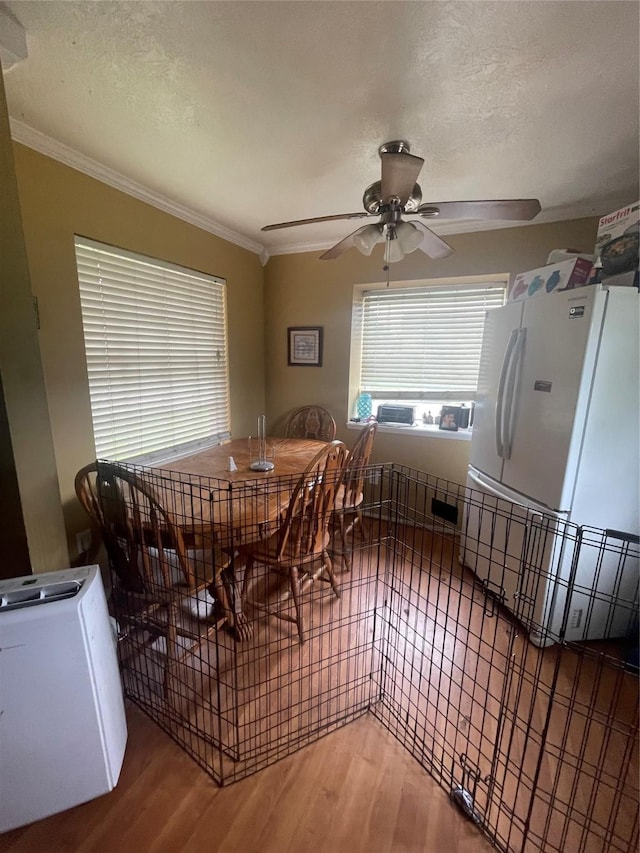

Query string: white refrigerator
[461,284,639,646]
[0,565,127,832]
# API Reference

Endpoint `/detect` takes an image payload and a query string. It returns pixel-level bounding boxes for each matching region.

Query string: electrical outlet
[76,528,92,555]
[570,608,583,630]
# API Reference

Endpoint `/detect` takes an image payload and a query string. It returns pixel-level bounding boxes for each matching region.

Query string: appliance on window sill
[376,404,416,425]
[0,565,127,832]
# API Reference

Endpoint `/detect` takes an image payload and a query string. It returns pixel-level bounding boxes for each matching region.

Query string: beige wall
[264,217,599,484]
[10,137,601,555]
[13,144,266,558]
[0,75,69,574]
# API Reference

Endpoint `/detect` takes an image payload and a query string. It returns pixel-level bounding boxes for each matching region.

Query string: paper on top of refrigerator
[508,257,593,302]
[594,201,639,287]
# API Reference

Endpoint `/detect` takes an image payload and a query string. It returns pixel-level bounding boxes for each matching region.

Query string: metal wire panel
[106,459,386,784]
[103,460,638,851]
[372,466,638,853]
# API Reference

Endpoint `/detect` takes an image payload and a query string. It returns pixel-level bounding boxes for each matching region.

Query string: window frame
[349,274,508,430]
[75,236,231,464]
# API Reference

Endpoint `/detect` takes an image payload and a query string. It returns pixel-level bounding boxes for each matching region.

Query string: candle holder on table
[249,415,275,472]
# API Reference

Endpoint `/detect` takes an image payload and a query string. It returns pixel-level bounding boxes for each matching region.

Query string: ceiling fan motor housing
[363,181,423,214]
[378,140,412,156]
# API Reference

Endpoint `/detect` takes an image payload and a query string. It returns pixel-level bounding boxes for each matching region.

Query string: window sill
[346,421,472,441]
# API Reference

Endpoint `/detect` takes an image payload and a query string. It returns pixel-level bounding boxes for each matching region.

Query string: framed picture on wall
[288,327,323,367]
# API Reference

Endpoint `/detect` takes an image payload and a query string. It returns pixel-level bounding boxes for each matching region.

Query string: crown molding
[9,119,266,257]
[0,5,27,71]
[9,117,603,266]
[267,239,331,257]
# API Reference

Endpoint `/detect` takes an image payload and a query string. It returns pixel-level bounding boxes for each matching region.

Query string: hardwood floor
[0,704,492,853]
[2,520,636,852]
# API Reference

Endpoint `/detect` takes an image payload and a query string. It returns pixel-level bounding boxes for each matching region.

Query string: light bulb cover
[396,221,423,254]
[353,223,382,255]
[384,235,405,264]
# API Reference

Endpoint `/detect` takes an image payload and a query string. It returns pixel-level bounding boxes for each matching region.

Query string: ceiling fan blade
[319,225,373,260]
[380,152,424,205]
[262,212,371,232]
[411,220,455,259]
[417,199,542,221]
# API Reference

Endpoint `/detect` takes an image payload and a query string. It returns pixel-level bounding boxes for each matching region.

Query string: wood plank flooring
[0,704,492,853]
[2,521,636,852]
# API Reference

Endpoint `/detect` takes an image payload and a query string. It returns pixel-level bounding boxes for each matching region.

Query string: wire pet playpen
[103,460,639,853]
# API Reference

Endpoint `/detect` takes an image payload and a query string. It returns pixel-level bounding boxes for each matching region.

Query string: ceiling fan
[262,140,541,263]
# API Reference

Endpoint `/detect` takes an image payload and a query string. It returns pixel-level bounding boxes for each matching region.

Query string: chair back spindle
[332,423,378,572]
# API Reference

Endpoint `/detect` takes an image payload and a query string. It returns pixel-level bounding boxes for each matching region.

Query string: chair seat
[242,528,331,567]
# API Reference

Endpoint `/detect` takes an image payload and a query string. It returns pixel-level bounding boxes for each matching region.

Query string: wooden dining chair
[75,461,230,700]
[240,440,349,643]
[75,462,144,591]
[332,422,378,572]
[284,405,337,442]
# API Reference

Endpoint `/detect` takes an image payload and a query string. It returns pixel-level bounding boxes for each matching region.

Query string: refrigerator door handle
[495,328,519,459]
[503,327,526,460]
[467,467,566,518]
[468,467,515,502]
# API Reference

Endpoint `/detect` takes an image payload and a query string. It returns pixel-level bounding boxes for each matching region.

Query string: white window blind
[360,283,506,401]
[75,237,230,462]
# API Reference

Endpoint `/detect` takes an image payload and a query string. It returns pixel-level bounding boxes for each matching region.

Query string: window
[357,280,506,417]
[75,237,230,463]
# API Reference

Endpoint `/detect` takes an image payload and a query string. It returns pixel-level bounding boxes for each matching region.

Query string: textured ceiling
[2,0,639,260]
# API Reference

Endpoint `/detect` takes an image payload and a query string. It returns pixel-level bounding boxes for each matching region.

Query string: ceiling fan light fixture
[384,233,405,264]
[353,223,382,255]
[395,221,423,254]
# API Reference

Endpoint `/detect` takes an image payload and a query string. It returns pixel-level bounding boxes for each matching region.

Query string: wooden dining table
[152,437,328,639]
[160,437,326,484]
